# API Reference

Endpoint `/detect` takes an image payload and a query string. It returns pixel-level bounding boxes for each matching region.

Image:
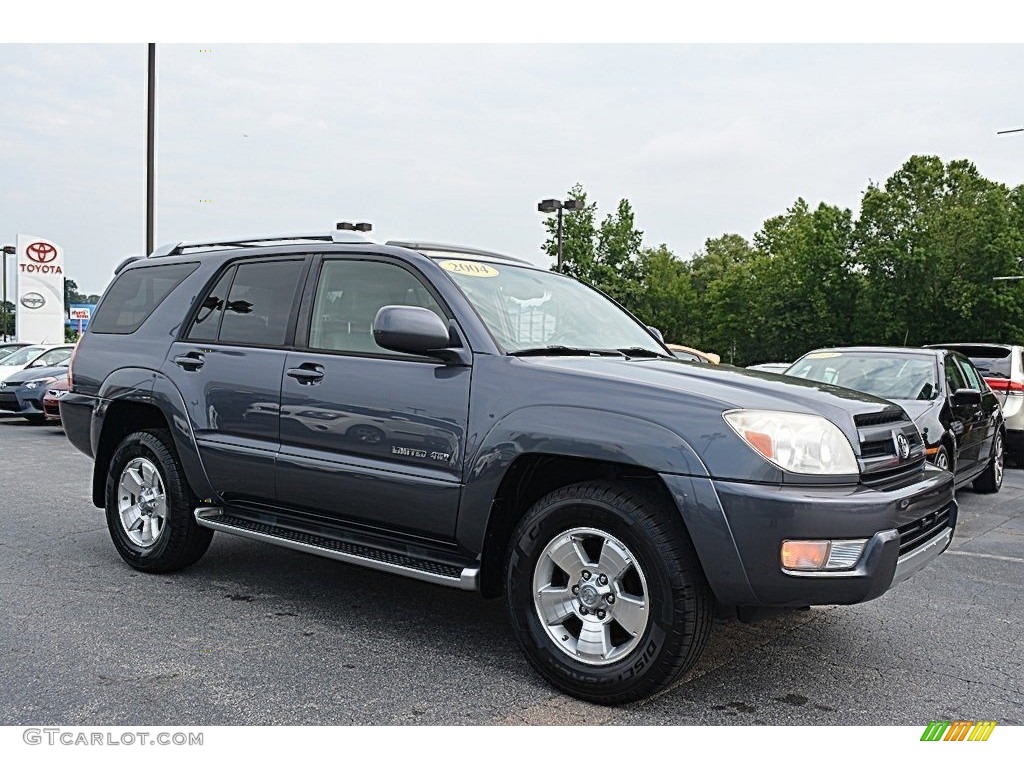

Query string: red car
[42,374,69,422]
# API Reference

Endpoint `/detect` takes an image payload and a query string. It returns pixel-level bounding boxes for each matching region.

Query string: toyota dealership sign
[16,234,65,343]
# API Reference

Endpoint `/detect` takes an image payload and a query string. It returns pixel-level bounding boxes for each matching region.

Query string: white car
[0,344,75,384]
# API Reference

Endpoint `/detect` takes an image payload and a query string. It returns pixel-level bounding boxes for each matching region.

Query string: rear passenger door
[164,256,309,502]
[276,255,470,540]
[956,355,999,464]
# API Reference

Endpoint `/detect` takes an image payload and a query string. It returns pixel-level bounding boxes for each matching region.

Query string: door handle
[173,353,205,371]
[286,364,325,384]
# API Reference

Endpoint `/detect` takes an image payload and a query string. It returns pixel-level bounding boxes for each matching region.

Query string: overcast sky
[1,44,1023,294]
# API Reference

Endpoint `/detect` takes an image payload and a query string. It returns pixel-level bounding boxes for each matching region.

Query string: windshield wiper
[508,346,623,357]
[616,347,669,359]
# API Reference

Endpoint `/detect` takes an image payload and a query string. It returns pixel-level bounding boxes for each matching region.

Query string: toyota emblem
[20,292,46,310]
[893,431,911,460]
[26,241,58,264]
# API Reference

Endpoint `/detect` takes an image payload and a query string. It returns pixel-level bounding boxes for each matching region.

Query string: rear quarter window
[90,263,198,334]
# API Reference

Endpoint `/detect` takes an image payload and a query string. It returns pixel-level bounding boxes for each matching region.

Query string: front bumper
[661,465,956,608]
[0,387,45,415]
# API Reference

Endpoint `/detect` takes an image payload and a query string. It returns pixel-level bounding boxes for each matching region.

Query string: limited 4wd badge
[440,260,499,278]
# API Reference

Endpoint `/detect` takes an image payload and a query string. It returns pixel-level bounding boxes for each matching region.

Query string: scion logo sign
[26,241,58,263]
[20,292,46,310]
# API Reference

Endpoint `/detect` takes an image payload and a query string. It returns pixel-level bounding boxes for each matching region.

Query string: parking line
[946,550,1024,564]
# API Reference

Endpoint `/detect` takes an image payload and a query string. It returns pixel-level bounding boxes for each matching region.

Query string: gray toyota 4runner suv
[62,230,958,704]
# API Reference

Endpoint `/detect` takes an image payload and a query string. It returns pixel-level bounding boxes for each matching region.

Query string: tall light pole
[1,244,14,342]
[537,197,582,272]
[146,43,157,255]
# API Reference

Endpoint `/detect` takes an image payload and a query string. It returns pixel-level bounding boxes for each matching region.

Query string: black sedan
[786,347,1004,492]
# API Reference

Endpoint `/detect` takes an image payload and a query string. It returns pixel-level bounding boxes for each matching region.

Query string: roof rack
[149,230,373,259]
[386,241,532,265]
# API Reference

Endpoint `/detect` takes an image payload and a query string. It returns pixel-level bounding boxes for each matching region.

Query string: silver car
[927,343,1023,462]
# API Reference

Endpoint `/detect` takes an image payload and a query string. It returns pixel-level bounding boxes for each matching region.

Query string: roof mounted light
[337,221,373,232]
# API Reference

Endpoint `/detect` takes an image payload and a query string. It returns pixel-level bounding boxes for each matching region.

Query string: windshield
[0,346,46,367]
[27,347,72,368]
[437,259,667,356]
[787,351,939,401]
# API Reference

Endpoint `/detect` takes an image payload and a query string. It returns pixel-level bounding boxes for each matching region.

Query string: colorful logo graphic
[920,720,997,741]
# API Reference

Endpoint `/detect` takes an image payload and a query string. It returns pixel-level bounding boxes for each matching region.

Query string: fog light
[781,539,868,572]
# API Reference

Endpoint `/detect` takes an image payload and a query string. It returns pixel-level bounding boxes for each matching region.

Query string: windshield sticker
[440,260,499,278]
[805,352,842,359]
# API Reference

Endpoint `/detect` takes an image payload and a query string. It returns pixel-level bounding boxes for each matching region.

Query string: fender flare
[456,404,709,552]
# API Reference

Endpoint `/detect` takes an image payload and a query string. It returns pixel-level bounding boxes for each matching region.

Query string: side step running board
[194,507,479,591]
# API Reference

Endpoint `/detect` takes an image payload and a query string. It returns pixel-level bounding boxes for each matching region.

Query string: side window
[308,260,446,355]
[90,263,198,334]
[957,358,982,390]
[217,260,305,347]
[944,356,967,392]
[186,268,235,341]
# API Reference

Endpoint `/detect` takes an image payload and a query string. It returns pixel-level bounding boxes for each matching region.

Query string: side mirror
[951,388,982,407]
[373,305,452,357]
[647,326,665,343]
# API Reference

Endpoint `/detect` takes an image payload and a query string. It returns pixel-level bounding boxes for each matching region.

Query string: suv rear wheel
[505,481,713,704]
[104,429,213,572]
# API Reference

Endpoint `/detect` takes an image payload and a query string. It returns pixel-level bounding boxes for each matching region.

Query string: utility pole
[146,43,157,255]
[1,244,14,342]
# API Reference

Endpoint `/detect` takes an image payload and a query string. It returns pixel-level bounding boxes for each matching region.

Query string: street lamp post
[537,197,582,273]
[1,244,14,342]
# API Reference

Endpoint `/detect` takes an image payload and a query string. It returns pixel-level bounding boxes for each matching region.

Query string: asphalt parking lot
[1,414,1021,726]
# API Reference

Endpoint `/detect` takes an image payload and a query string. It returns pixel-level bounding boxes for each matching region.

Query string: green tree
[752,199,859,361]
[855,156,1024,345]
[630,245,697,343]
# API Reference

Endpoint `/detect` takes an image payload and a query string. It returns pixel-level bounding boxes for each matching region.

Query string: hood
[524,356,905,444]
[890,399,939,421]
[2,365,70,387]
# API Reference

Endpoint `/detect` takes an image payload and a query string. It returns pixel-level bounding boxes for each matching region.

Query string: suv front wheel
[104,429,213,572]
[505,481,714,704]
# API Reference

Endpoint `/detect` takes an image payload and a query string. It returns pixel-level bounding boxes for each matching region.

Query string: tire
[973,431,1004,494]
[505,480,714,705]
[104,429,213,573]
[933,444,951,473]
[24,414,47,425]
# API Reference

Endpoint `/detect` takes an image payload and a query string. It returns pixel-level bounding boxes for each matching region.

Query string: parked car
[0,344,74,384]
[926,343,1023,464]
[666,344,720,364]
[786,347,1003,492]
[42,374,70,422]
[62,231,956,704]
[0,342,31,363]
[0,364,70,423]
[747,362,791,374]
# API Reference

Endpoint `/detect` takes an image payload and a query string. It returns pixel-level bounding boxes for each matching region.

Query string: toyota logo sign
[893,431,911,460]
[26,241,58,264]
[20,292,46,310]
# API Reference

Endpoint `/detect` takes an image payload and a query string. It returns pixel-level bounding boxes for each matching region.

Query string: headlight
[25,377,56,390]
[723,409,858,475]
